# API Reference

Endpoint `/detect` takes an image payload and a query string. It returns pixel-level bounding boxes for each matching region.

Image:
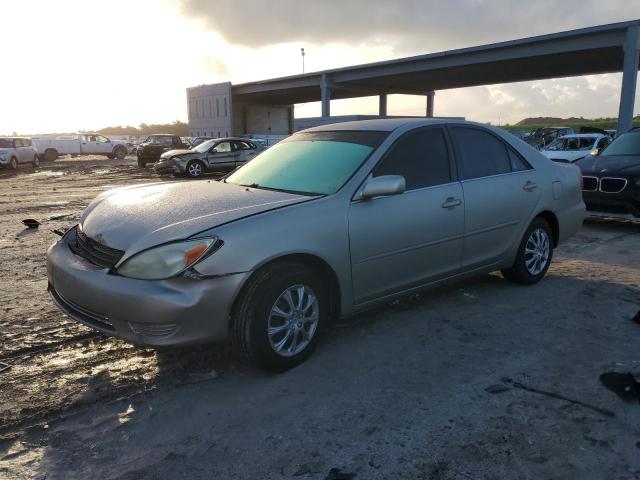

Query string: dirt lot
[0,156,639,480]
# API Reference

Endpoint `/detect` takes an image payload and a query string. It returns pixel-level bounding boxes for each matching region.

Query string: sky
[2,0,640,135]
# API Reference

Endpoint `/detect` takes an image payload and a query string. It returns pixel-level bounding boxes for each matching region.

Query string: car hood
[161,149,194,159]
[576,154,640,176]
[80,181,314,255]
[541,150,589,162]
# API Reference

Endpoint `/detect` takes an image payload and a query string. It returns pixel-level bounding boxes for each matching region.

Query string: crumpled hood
[161,149,194,159]
[542,150,589,163]
[80,181,313,255]
[576,154,640,176]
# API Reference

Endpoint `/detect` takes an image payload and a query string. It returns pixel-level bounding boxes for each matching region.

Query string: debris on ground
[324,468,355,480]
[21,219,41,229]
[485,384,511,394]
[180,369,220,385]
[502,378,615,417]
[600,372,640,403]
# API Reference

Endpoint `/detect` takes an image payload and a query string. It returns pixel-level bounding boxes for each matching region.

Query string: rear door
[233,140,258,166]
[14,139,25,163]
[449,126,541,269]
[348,126,465,303]
[206,141,238,170]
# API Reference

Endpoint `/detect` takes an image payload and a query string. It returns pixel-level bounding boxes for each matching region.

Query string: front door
[449,126,541,268]
[206,141,238,171]
[348,127,465,304]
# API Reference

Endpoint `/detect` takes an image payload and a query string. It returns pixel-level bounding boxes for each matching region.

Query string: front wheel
[231,263,327,372]
[9,157,18,170]
[502,218,553,285]
[185,160,204,178]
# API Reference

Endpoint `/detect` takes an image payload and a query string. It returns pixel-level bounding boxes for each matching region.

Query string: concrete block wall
[187,82,233,138]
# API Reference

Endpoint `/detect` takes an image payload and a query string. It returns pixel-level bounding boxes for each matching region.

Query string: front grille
[582,176,598,191]
[69,228,124,269]
[49,284,115,332]
[600,177,627,194]
[128,322,178,338]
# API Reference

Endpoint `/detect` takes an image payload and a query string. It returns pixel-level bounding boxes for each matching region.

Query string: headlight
[116,237,220,280]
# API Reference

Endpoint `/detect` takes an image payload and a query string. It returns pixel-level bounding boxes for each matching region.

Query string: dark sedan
[576,128,640,218]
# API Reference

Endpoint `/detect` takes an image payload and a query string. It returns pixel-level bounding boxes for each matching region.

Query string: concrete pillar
[379,94,387,116]
[321,74,331,118]
[618,26,639,135]
[426,90,436,118]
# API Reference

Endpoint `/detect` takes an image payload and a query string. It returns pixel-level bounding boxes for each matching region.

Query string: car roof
[301,118,475,133]
[557,133,603,139]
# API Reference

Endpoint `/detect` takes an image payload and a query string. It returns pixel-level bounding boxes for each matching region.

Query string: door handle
[441,197,462,209]
[523,181,538,192]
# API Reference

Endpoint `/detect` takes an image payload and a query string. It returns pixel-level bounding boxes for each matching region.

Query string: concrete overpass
[188,19,640,137]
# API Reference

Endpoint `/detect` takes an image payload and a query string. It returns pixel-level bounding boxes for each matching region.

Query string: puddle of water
[29,171,64,177]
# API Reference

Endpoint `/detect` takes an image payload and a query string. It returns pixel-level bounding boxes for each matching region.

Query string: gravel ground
[0,156,639,479]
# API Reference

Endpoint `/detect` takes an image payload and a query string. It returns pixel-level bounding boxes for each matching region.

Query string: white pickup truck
[33,133,129,161]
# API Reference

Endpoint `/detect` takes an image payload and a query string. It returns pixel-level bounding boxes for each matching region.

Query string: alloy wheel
[524,228,550,275]
[267,284,319,357]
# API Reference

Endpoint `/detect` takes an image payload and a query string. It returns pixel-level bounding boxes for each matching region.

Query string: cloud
[180,0,640,53]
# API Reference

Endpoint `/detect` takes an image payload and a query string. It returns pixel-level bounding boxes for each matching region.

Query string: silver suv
[0,137,39,169]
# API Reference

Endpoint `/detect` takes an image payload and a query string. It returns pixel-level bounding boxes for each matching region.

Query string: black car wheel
[232,262,327,372]
[186,160,205,178]
[502,217,554,285]
[32,155,40,168]
[114,146,127,160]
[137,157,146,168]
[9,157,18,170]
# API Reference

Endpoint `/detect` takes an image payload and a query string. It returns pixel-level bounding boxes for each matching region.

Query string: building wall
[232,102,293,136]
[186,82,233,138]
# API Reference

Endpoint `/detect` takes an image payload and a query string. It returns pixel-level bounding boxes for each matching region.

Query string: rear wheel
[114,146,127,160]
[44,149,58,162]
[186,160,204,178]
[9,157,18,170]
[502,218,553,285]
[32,155,40,168]
[231,262,327,372]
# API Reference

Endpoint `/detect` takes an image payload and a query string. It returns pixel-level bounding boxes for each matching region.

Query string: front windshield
[601,132,640,156]
[226,131,388,195]
[0,139,12,148]
[545,137,596,151]
[194,139,216,153]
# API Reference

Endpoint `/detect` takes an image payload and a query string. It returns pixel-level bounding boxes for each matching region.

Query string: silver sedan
[47,119,585,371]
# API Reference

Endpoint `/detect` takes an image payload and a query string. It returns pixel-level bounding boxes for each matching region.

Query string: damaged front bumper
[46,234,250,347]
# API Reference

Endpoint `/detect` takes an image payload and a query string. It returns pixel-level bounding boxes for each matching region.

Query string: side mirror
[590,148,601,156]
[361,175,406,200]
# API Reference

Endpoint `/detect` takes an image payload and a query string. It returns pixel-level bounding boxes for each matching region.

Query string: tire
[107,154,115,159]
[137,157,146,168]
[114,146,127,160]
[9,157,18,170]
[32,155,40,168]
[231,262,328,372]
[186,160,205,178]
[44,149,58,162]
[501,218,554,285]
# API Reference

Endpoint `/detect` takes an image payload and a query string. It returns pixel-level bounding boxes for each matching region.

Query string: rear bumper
[46,234,250,347]
[555,201,585,244]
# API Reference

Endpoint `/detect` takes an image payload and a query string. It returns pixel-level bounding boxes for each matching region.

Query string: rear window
[451,127,511,180]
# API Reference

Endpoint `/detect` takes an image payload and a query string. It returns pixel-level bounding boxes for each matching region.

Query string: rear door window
[373,127,451,190]
[451,127,512,180]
